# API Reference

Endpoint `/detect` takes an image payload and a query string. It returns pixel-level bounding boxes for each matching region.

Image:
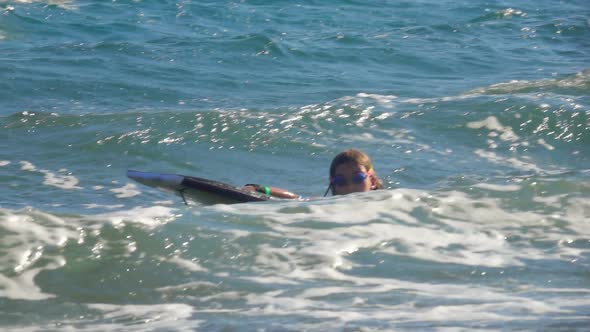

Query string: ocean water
[1,0,589,330]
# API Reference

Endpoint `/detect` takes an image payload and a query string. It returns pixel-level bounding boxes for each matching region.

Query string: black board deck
[127,170,273,205]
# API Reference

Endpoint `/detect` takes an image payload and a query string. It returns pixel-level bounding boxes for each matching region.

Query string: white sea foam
[156,280,218,293]
[0,160,10,166]
[110,183,141,198]
[83,303,198,331]
[166,256,208,272]
[338,92,485,111]
[473,183,522,191]
[41,169,82,190]
[238,275,562,327]
[0,209,76,300]
[11,0,77,10]
[82,203,125,210]
[497,8,526,17]
[471,70,589,94]
[537,138,555,150]
[474,149,544,173]
[2,184,586,329]
[559,196,590,235]
[235,265,589,330]
[0,267,58,300]
[402,93,482,105]
[19,160,37,171]
[85,206,178,228]
[214,188,589,277]
[18,161,83,189]
[153,200,175,205]
[466,116,520,142]
[258,218,520,270]
[347,93,398,108]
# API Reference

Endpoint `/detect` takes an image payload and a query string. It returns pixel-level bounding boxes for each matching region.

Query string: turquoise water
[1,0,589,330]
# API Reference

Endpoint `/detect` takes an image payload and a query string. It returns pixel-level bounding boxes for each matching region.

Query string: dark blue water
[1,1,589,330]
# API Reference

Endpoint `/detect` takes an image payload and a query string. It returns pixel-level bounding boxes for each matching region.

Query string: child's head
[328,149,383,196]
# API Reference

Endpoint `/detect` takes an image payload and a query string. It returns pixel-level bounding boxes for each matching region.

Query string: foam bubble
[153,200,175,205]
[339,93,398,108]
[166,256,208,272]
[82,203,125,210]
[17,161,83,190]
[19,161,37,172]
[498,8,526,17]
[85,206,178,228]
[466,116,519,142]
[474,149,544,173]
[156,281,219,294]
[473,183,522,191]
[537,138,555,151]
[110,183,141,198]
[41,169,82,190]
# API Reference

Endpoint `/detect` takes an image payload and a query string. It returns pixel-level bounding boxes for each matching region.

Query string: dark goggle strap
[323,183,332,197]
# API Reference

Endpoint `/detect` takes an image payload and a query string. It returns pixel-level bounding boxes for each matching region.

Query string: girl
[325,149,384,196]
[245,149,383,198]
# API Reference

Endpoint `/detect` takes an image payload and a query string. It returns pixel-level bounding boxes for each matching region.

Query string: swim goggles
[330,171,372,187]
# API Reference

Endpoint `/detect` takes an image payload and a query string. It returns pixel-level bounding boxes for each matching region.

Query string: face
[331,162,374,195]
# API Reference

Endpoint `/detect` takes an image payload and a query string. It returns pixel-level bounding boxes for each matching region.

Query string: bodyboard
[127,170,272,205]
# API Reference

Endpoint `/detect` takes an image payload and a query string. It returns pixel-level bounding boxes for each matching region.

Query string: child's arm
[243,184,300,199]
